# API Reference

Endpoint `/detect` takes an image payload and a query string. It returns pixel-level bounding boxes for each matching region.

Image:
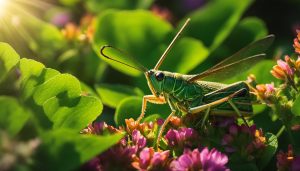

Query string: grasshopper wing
[188,35,275,82]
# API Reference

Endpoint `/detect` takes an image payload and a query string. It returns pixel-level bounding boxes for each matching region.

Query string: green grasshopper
[100,18,274,146]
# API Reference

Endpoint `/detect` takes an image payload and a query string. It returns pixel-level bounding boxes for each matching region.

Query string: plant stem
[276,125,285,137]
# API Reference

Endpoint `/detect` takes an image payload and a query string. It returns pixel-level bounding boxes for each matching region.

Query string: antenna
[154,18,191,70]
[100,45,148,72]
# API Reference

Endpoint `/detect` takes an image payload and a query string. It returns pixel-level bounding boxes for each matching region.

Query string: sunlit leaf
[0,42,20,82]
[19,59,60,100]
[33,74,102,131]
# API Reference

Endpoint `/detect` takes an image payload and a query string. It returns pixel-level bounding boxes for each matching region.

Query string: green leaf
[0,42,20,82]
[257,133,278,169]
[161,37,209,73]
[19,58,60,100]
[35,129,123,171]
[86,0,153,12]
[115,96,170,126]
[33,74,81,105]
[143,114,161,122]
[80,82,98,97]
[292,96,300,116]
[95,83,143,108]
[183,0,253,50]
[0,96,30,135]
[43,96,102,131]
[33,74,102,131]
[211,17,268,61]
[115,96,141,126]
[93,10,172,76]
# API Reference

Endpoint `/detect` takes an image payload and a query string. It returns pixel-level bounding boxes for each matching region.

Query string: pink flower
[132,130,147,150]
[165,128,198,149]
[170,148,229,171]
[277,59,294,76]
[132,147,170,171]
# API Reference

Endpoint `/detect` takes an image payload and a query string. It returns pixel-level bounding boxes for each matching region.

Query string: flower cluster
[253,82,276,105]
[81,118,233,171]
[61,14,95,42]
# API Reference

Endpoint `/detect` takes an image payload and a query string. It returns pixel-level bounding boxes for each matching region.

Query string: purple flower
[170,148,229,171]
[98,144,137,171]
[132,147,170,171]
[165,128,198,148]
[51,11,71,27]
[132,130,147,150]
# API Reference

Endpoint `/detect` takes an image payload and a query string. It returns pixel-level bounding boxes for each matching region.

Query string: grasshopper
[100,18,274,147]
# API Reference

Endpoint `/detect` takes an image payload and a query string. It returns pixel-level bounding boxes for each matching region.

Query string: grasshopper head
[145,69,165,97]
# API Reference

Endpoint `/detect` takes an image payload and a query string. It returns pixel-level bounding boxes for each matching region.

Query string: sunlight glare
[0,0,8,18]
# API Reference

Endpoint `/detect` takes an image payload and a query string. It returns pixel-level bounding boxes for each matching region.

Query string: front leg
[137,95,166,123]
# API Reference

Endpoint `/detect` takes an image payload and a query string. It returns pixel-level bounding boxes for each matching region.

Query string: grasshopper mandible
[100,18,274,147]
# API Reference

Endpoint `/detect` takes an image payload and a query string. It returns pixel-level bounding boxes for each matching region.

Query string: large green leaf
[93,10,209,76]
[18,58,103,131]
[257,133,278,170]
[33,74,103,131]
[95,83,143,108]
[115,97,142,126]
[19,59,60,100]
[0,42,20,82]
[210,17,268,62]
[93,10,172,76]
[33,74,81,105]
[35,129,124,171]
[0,96,30,135]
[183,0,253,50]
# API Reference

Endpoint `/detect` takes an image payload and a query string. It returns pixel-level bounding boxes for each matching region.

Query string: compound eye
[155,72,164,81]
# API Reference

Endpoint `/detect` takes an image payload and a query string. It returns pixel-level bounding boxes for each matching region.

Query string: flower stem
[276,125,285,137]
